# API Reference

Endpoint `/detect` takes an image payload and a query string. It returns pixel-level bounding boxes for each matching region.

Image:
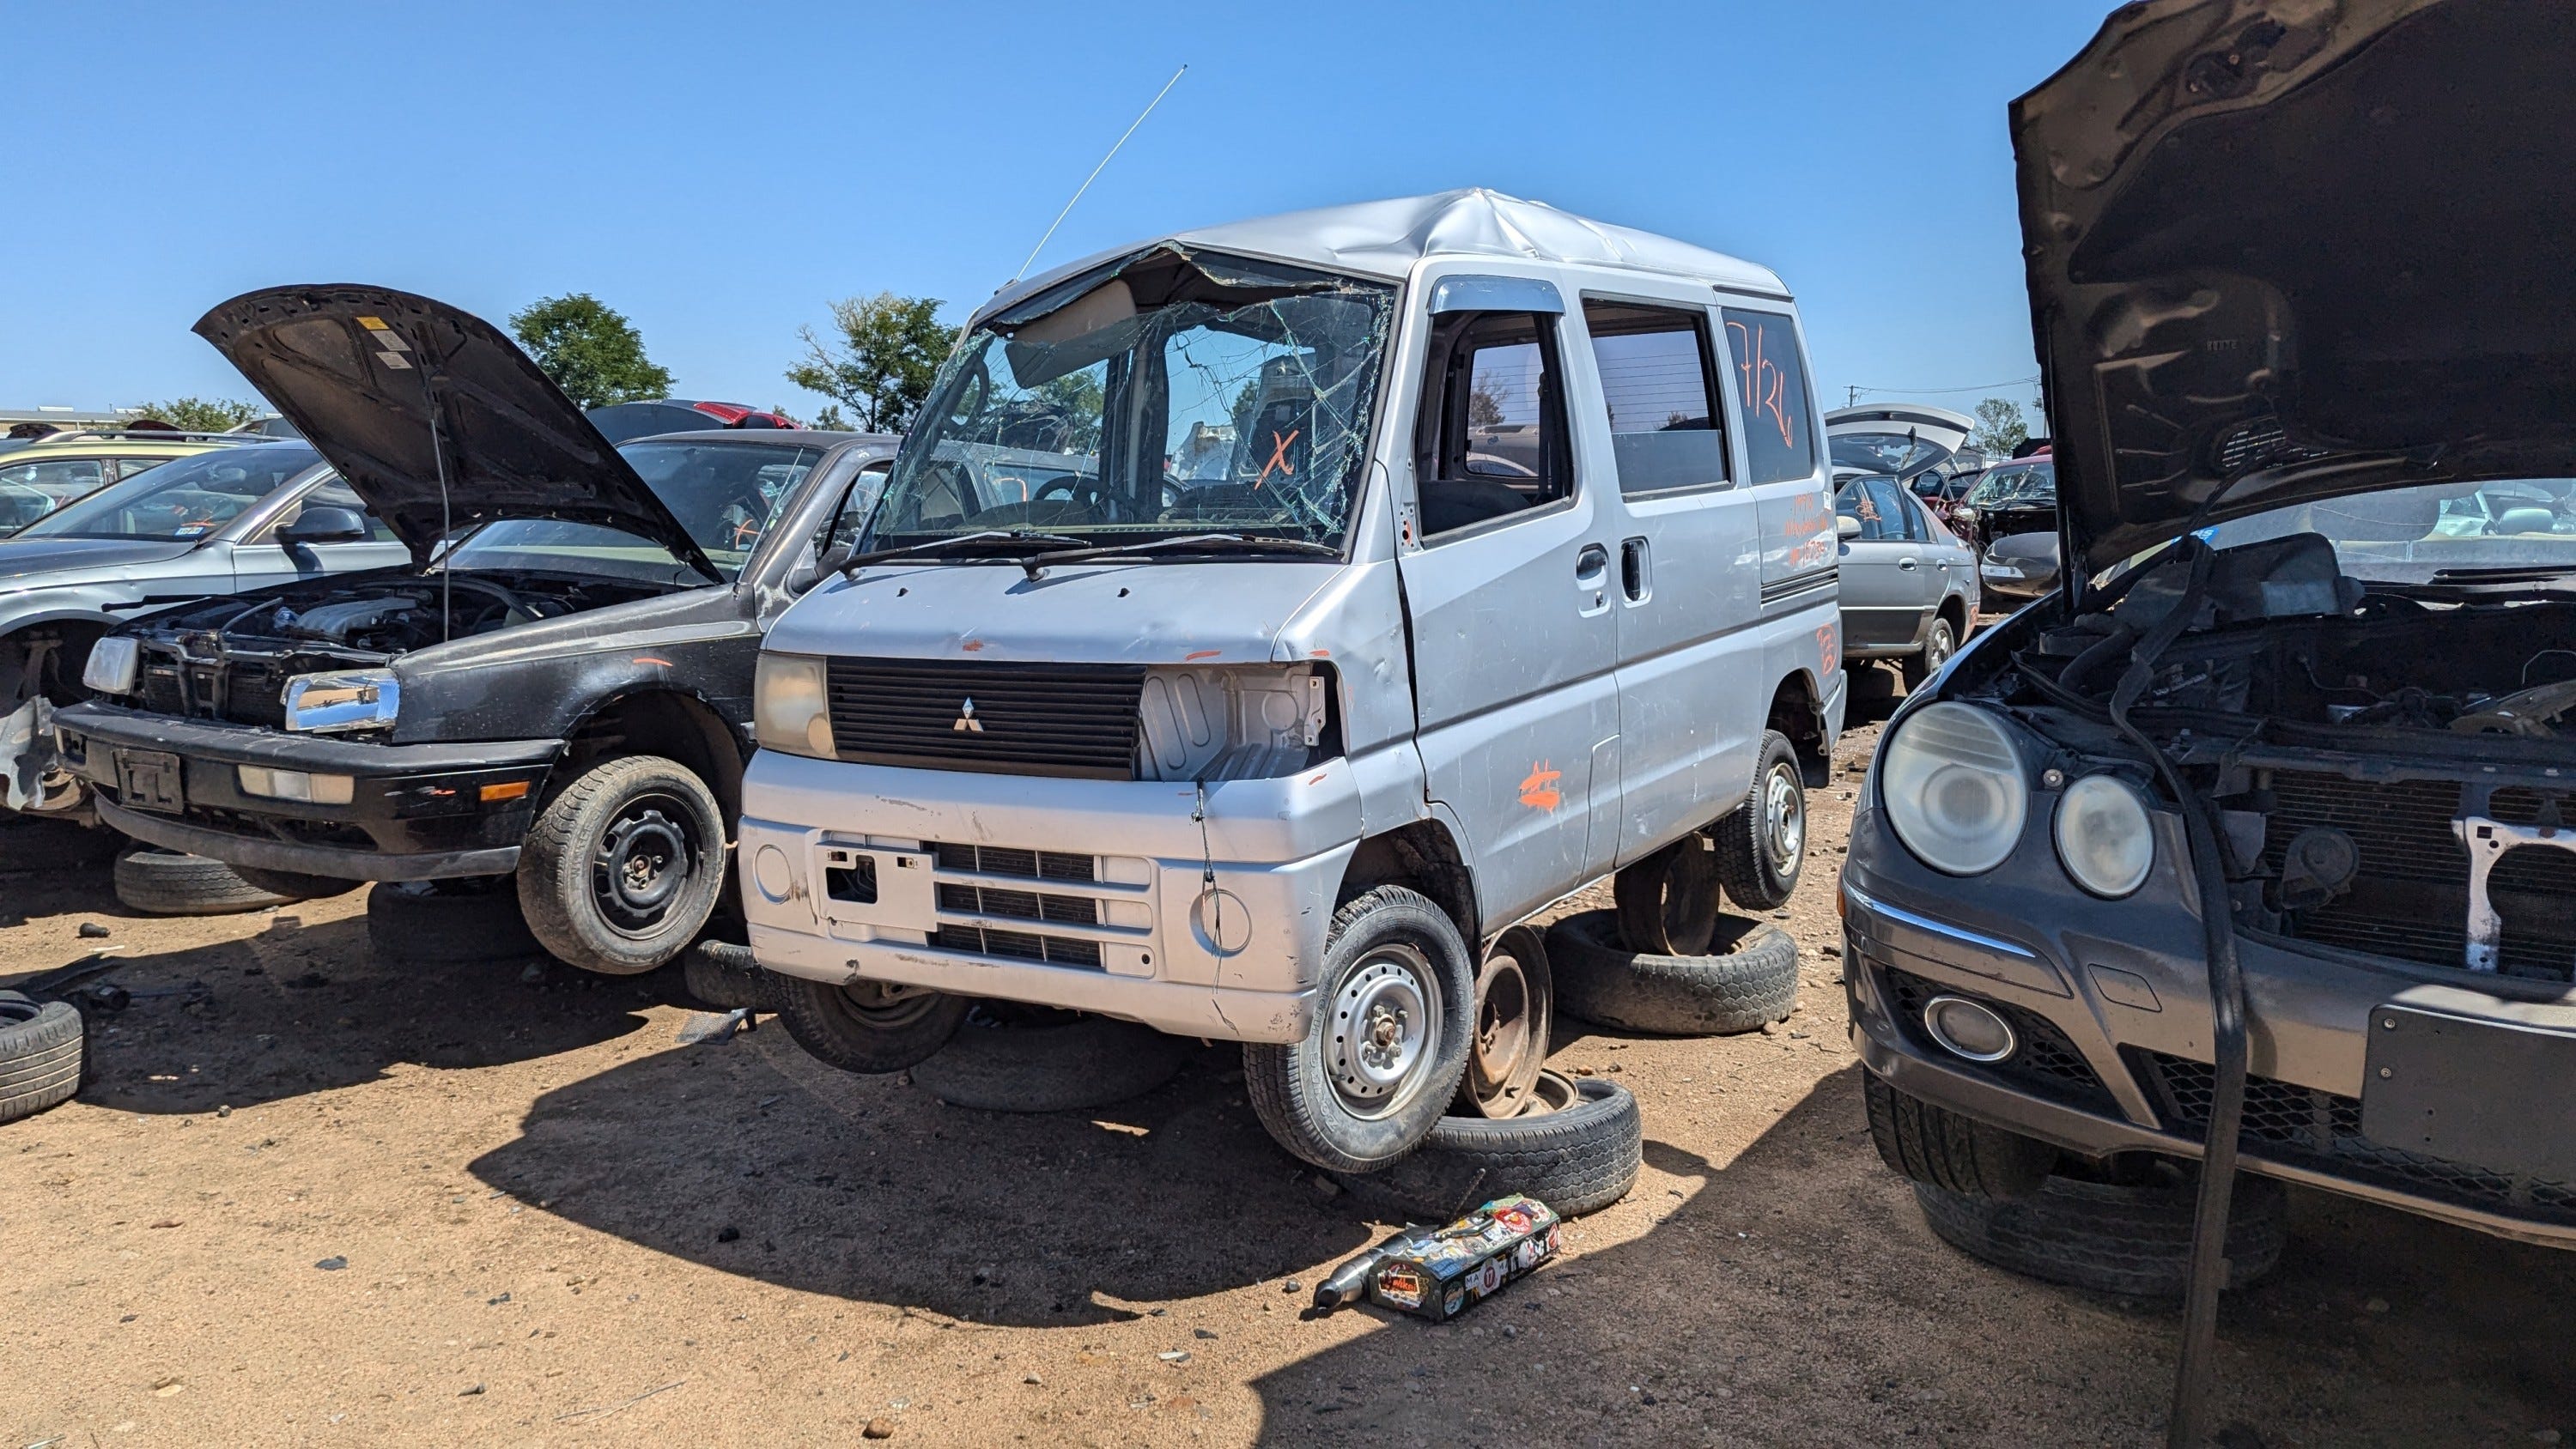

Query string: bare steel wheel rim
[1764,763,1806,877]
[1467,947,1541,1116]
[590,791,699,938]
[1327,944,1441,1119]
[836,979,942,1028]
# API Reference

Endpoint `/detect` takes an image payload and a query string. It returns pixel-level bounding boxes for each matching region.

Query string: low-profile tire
[1710,730,1807,912]
[1455,925,1552,1119]
[0,990,82,1125]
[1913,1165,2288,1301]
[229,866,357,902]
[1613,837,1721,956]
[1334,1072,1642,1221]
[773,973,969,1075]
[910,1004,1186,1113]
[1862,1069,2057,1199]
[683,940,773,1011]
[516,755,727,976]
[112,847,295,916]
[1244,885,1475,1174]
[367,879,544,968]
[1547,909,1796,1035]
[1901,615,1959,692]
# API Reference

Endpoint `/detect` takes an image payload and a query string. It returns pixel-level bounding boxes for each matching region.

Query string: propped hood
[2014,0,2576,570]
[195,286,717,577]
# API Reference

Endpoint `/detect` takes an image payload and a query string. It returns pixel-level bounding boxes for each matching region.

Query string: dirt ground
[6,668,2576,1448]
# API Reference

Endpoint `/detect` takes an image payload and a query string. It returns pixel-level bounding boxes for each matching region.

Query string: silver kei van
[738,191,1846,1172]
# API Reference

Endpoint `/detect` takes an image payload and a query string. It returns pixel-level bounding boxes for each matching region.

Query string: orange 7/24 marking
[1518,761,1564,812]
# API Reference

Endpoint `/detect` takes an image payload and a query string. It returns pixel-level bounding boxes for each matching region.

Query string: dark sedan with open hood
[57,286,896,975]
[1844,0,2576,1354]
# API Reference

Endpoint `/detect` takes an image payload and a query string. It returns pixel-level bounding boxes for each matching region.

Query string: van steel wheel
[1245,885,1474,1173]
[1711,730,1806,912]
[517,755,726,975]
[773,973,969,1074]
[1457,924,1552,1119]
[1903,615,1958,691]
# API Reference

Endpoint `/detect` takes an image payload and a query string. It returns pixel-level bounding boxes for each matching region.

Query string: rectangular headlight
[82,636,139,695]
[237,765,355,805]
[753,652,835,760]
[282,670,399,733]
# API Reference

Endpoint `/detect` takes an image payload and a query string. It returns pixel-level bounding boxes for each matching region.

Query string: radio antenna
[1008,63,1188,286]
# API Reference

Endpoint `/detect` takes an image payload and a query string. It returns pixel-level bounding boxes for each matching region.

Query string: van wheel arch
[1338,821,1479,947]
[1765,672,1828,786]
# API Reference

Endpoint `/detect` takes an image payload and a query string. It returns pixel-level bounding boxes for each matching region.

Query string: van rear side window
[1721,308,1816,485]
[1583,300,1727,496]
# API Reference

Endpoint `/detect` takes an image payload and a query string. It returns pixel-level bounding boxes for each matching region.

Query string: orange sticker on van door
[1518,761,1564,812]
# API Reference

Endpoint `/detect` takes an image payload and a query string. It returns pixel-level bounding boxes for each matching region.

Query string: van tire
[773,973,969,1075]
[0,991,82,1125]
[1245,885,1475,1174]
[368,879,544,967]
[1710,731,1807,912]
[1334,1071,1642,1221]
[1902,615,1958,692]
[1546,909,1796,1035]
[230,866,357,902]
[910,1005,1186,1113]
[517,755,727,976]
[683,940,772,1011]
[1613,837,1721,955]
[112,847,296,916]
[1912,1167,2287,1301]
[1862,1069,2057,1199]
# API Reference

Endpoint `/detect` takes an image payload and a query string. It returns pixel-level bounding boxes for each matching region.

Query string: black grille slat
[924,840,1110,969]
[825,658,1145,779]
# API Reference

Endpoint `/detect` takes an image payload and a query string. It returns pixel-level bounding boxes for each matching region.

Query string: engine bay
[135,573,677,663]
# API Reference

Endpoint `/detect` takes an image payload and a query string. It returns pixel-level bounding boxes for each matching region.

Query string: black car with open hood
[57,285,900,977]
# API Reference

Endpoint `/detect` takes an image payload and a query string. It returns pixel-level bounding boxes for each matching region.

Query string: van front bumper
[735,751,1364,1044]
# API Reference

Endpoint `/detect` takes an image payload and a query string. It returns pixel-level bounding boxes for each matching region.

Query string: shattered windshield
[2202,478,2576,584]
[866,252,1395,556]
[1967,462,2055,507]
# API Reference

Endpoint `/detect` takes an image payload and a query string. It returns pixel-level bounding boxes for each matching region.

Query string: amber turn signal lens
[479,780,532,803]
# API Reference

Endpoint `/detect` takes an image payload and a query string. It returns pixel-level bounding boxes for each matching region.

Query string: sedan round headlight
[2054,773,2154,897]
[1881,701,2027,875]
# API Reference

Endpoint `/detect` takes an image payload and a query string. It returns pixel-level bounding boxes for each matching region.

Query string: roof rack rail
[33,429,283,446]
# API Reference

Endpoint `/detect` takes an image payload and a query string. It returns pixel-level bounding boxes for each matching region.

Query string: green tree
[122,397,263,432]
[1971,397,2030,457]
[508,294,673,409]
[786,293,957,433]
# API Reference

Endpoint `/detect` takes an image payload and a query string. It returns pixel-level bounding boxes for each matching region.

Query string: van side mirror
[1835,514,1863,540]
[278,506,370,546]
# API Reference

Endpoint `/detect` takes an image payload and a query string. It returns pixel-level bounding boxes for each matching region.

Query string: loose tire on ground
[1245,885,1475,1174]
[773,973,969,1074]
[1862,1069,2057,1199]
[367,879,544,968]
[1710,729,1807,912]
[1613,836,1721,956]
[0,990,82,1125]
[910,1004,1186,1113]
[683,940,772,1011]
[516,755,727,975]
[112,847,296,916]
[1913,1165,2288,1300]
[230,866,358,902]
[1334,1071,1642,1221]
[1546,909,1797,1036]
[1902,615,1959,692]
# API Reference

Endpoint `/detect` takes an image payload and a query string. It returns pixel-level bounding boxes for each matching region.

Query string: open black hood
[195,286,717,577]
[2015,0,2576,571]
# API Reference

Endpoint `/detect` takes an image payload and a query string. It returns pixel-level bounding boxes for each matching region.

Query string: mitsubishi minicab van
[740,191,1846,1173]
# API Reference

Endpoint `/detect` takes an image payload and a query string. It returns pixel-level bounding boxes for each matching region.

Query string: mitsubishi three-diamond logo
[952,697,983,733]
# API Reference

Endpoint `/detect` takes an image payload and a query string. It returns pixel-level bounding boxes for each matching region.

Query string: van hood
[0,537,194,584]
[194,285,716,578]
[2015,0,2576,571]
[762,560,1340,666]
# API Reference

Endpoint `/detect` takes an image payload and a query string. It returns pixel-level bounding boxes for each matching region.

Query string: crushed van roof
[975,189,1788,326]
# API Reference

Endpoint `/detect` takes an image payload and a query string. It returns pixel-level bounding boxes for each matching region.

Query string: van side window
[1721,308,1817,485]
[1582,300,1727,496]
[1414,311,1572,539]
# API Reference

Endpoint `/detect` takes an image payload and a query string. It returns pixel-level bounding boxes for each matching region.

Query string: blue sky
[9,1,2107,431]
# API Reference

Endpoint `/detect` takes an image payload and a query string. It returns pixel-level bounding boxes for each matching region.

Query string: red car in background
[587,399,802,443]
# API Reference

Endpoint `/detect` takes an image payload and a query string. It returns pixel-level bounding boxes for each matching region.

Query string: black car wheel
[1913,1163,2287,1301]
[1862,1069,2057,1199]
[517,755,726,975]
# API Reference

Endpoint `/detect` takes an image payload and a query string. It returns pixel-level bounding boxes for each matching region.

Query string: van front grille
[825,658,1144,780]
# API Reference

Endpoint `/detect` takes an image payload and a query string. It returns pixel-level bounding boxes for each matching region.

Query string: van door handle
[1619,536,1649,603]
[1576,543,1609,583]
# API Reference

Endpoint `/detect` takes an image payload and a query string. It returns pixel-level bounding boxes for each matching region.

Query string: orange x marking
[1518,761,1564,812]
[1254,428,1299,488]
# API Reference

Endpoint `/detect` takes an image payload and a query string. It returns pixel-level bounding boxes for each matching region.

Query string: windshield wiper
[1018,532,1340,579]
[830,530,1091,575]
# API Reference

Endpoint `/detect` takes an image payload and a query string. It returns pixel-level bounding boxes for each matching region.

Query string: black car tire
[1902,615,1958,692]
[683,940,773,1011]
[1546,908,1797,1036]
[229,866,358,902]
[112,847,297,916]
[1913,1166,2288,1301]
[1334,1070,1643,1221]
[1245,885,1476,1174]
[367,879,544,968]
[1710,731,1807,912]
[773,973,970,1074]
[1613,836,1721,956]
[517,755,727,976]
[0,990,82,1125]
[1862,1069,2057,1199]
[910,1004,1187,1113]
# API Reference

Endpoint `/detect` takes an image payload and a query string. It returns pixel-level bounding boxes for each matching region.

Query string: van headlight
[1880,701,2027,875]
[82,636,139,695]
[754,652,836,760]
[283,670,399,732]
[2054,773,2154,897]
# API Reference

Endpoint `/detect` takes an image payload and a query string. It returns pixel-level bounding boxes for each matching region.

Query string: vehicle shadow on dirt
[465,1027,1393,1329]
[1248,1064,2576,1446]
